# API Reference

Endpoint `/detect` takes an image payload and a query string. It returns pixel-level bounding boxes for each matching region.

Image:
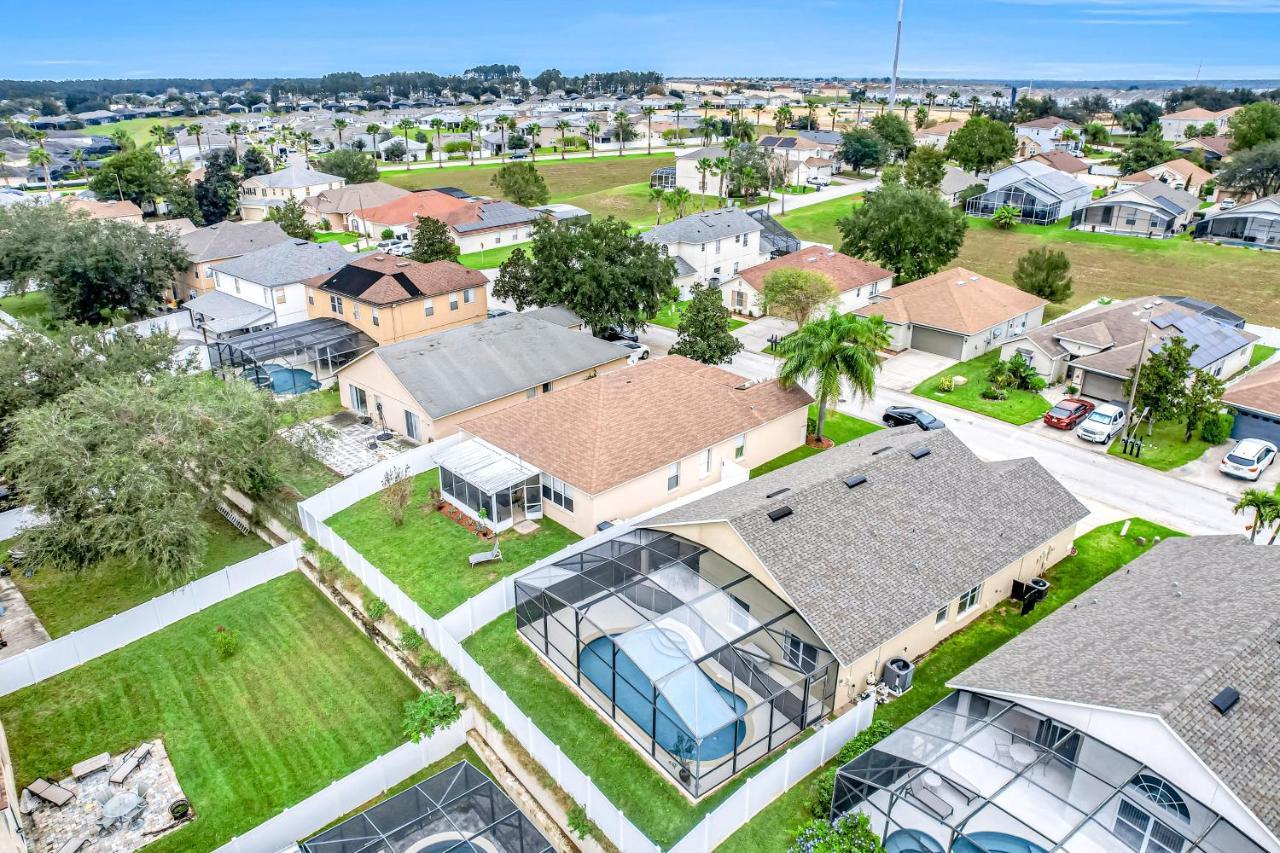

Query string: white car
[619,340,650,364]
[375,239,404,252]
[806,176,831,187]
[1077,403,1126,443]
[1219,438,1278,481]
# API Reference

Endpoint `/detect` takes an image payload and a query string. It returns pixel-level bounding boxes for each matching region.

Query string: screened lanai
[436,439,543,533]
[1193,210,1280,249]
[831,691,1267,853]
[966,184,1063,225]
[515,528,838,798]
[208,317,376,395]
[301,760,552,853]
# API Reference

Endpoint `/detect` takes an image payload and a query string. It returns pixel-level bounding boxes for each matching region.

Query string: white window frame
[371,307,380,327]
[450,294,459,311]
[734,433,746,460]
[404,410,420,441]
[424,298,434,317]
[699,448,712,478]
[666,462,680,491]
[463,287,474,304]
[957,583,983,616]
[935,605,949,627]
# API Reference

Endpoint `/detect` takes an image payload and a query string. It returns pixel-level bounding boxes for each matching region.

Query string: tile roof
[641,208,762,245]
[302,182,409,215]
[1223,360,1280,416]
[463,356,812,494]
[306,255,487,306]
[855,267,1046,335]
[951,535,1280,837]
[648,427,1087,665]
[178,221,290,263]
[366,314,630,419]
[210,239,352,288]
[739,247,892,295]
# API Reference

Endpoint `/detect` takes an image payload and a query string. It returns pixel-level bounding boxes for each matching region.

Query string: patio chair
[91,789,114,806]
[133,741,154,765]
[910,782,953,821]
[135,781,151,802]
[468,540,502,566]
[26,777,74,807]
[57,837,90,853]
[72,751,112,780]
[108,755,140,786]
[993,741,1012,762]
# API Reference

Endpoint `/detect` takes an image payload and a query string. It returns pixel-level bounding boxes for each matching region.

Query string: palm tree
[614,111,629,157]
[947,90,960,120]
[429,118,445,166]
[969,95,982,115]
[698,116,718,148]
[526,122,541,161]
[805,98,818,129]
[777,310,891,442]
[460,117,479,165]
[713,154,731,206]
[555,120,570,160]
[752,104,765,134]
[732,116,755,143]
[71,146,85,179]
[586,121,600,158]
[853,93,866,125]
[667,186,692,218]
[297,130,316,164]
[264,135,279,169]
[109,126,132,151]
[366,123,382,159]
[150,124,181,167]
[828,106,840,131]
[641,106,657,155]
[496,115,513,162]
[333,118,348,150]
[395,118,415,163]
[700,99,713,119]
[672,101,685,143]
[991,90,1004,108]
[992,205,1020,229]
[1234,488,1279,543]
[649,185,666,225]
[925,91,938,115]
[227,122,243,162]
[774,105,792,134]
[695,157,713,209]
[186,122,205,164]
[27,146,54,194]
[899,97,914,121]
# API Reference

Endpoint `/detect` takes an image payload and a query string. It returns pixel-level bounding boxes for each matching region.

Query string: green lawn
[381,154,675,201]
[314,231,362,245]
[651,299,748,331]
[717,518,1181,852]
[0,291,51,327]
[326,469,579,617]
[457,243,519,270]
[771,195,862,245]
[1107,419,1217,471]
[6,511,268,638]
[0,572,418,853]
[75,116,186,147]
[570,182,719,227]
[750,405,884,478]
[1249,344,1277,369]
[914,352,1053,426]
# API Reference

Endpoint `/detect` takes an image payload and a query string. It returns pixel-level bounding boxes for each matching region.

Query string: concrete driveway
[877,350,956,392]
[733,316,794,353]
[1168,443,1280,499]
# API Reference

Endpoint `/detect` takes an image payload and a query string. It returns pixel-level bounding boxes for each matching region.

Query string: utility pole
[888,0,905,109]
[1124,302,1156,436]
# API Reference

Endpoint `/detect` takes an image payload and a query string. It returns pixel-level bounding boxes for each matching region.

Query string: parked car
[388,242,414,257]
[1219,438,1278,481]
[806,176,831,187]
[1077,403,1126,443]
[375,239,404,252]
[598,327,639,343]
[1220,198,1237,211]
[1043,397,1095,430]
[619,341,650,364]
[883,406,945,431]
[509,150,529,160]
[487,309,512,319]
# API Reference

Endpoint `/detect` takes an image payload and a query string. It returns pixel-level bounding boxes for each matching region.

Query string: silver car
[1219,438,1278,481]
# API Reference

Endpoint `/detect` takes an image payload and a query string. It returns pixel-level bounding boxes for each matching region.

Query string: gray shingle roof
[648,427,1087,665]
[951,535,1280,837]
[210,240,352,288]
[178,221,290,263]
[369,314,630,419]
[641,208,762,245]
[244,162,343,189]
[453,200,542,234]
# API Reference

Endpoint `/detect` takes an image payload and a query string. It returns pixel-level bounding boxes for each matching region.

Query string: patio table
[1008,743,1037,767]
[101,791,142,821]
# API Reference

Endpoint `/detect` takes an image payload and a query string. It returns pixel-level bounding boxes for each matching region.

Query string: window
[352,303,361,320]
[734,233,741,244]
[666,462,680,491]
[732,262,739,275]
[700,448,712,478]
[659,245,668,257]
[1114,799,1185,853]
[526,387,537,399]
[204,267,214,278]
[450,294,459,311]
[371,307,380,327]
[783,631,819,673]
[935,605,949,626]
[274,289,287,305]
[329,294,343,315]
[541,381,552,393]
[734,433,746,460]
[307,290,314,305]
[541,475,574,512]
[463,288,475,304]
[350,385,367,415]
[424,298,434,317]
[957,583,983,615]
[233,280,241,294]
[733,290,746,309]
[728,596,751,632]
[1132,774,1191,823]
[494,235,502,244]
[700,243,705,253]
[404,410,420,441]
[715,239,721,253]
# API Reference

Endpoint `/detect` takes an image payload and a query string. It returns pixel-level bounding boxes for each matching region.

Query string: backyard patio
[283,411,415,477]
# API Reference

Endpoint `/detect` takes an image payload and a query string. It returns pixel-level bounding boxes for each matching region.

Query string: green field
[1108,419,1218,471]
[381,154,675,201]
[913,352,1054,426]
[457,244,519,270]
[651,299,749,331]
[75,116,187,147]
[772,195,863,245]
[750,405,883,477]
[314,231,362,245]
[571,182,720,227]
[0,572,418,853]
[1249,345,1277,369]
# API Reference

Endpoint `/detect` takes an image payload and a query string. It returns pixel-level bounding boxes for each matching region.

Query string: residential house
[1118,157,1213,196]
[1194,194,1280,250]
[1070,180,1200,239]
[728,247,893,318]
[1000,295,1257,400]
[901,536,1280,853]
[449,356,811,536]
[239,162,346,221]
[349,190,543,254]
[63,197,143,224]
[1014,116,1082,158]
[1159,106,1239,141]
[303,253,488,344]
[1174,135,1232,165]
[940,165,980,207]
[641,208,769,299]
[1222,360,1280,444]
[334,313,630,443]
[173,220,290,302]
[965,160,1093,225]
[650,146,729,195]
[756,135,836,185]
[914,119,965,149]
[300,182,410,232]
[514,426,1085,797]
[856,268,1046,359]
[0,722,23,853]
[1028,150,1090,178]
[206,239,352,329]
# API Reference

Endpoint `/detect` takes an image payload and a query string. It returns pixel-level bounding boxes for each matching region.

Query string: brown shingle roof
[1223,360,1280,416]
[855,267,1046,335]
[1030,150,1090,174]
[305,254,487,306]
[303,181,410,215]
[64,197,142,220]
[462,356,812,494]
[1017,115,1079,130]
[739,247,892,295]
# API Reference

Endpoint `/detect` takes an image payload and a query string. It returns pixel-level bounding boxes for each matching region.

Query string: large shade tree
[669,282,743,365]
[944,116,1015,176]
[777,310,891,442]
[838,183,967,280]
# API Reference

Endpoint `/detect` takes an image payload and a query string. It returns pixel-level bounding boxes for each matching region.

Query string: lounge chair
[468,541,502,566]
[57,838,89,853]
[27,778,74,807]
[910,782,953,820]
[72,751,111,780]
[108,755,140,786]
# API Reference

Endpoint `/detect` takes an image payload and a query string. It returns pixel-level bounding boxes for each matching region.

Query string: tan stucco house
[729,247,893,318]
[239,162,346,221]
[172,220,290,302]
[301,182,410,233]
[348,190,544,254]
[334,313,631,443]
[448,356,811,536]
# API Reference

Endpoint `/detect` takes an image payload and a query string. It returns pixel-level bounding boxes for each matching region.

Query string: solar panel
[1154,195,1186,215]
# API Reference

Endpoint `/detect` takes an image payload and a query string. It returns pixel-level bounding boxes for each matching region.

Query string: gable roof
[915,119,965,137]
[359,190,542,233]
[648,428,1086,665]
[951,535,1280,837]
[855,267,1046,334]
[302,182,410,215]
[1123,157,1212,188]
[1029,150,1090,175]
[210,239,353,287]
[364,314,630,419]
[1223,359,1280,416]
[1163,106,1238,121]
[739,247,891,295]
[63,197,142,220]
[758,135,819,150]
[1016,115,1079,130]
[1089,180,1201,217]
[243,162,343,189]
[463,356,812,494]
[641,208,762,245]
[178,220,290,263]
[306,254,487,306]
[1175,135,1232,157]
[989,159,1092,201]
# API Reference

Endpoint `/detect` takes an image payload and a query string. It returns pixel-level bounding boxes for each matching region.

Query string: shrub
[566,804,593,840]
[789,813,883,853]
[806,720,894,817]
[315,219,331,232]
[365,595,388,621]
[806,415,818,438]
[401,689,462,743]
[981,386,1009,401]
[380,465,413,526]
[399,626,424,652]
[380,227,395,240]
[213,625,238,659]
[936,376,955,393]
[1200,410,1233,444]
[1067,384,1080,395]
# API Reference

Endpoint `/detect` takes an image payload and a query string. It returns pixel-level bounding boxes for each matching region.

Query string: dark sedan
[883,406,945,430]
[1043,397,1095,430]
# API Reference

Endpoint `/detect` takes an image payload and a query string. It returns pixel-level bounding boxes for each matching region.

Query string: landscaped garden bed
[750,404,882,478]
[913,351,1053,425]
[0,571,419,853]
[325,468,579,617]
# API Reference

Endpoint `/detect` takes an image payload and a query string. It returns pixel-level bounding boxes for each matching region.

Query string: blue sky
[4,0,1278,82]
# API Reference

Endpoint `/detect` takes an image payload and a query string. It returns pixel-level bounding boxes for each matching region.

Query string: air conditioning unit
[1011,577,1051,615]
[880,657,914,696]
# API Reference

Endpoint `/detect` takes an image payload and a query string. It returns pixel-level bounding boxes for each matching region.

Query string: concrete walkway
[754,177,878,219]
[0,576,49,660]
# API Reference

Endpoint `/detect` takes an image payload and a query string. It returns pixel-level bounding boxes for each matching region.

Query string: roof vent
[844,474,867,489]
[1210,687,1240,715]
[871,445,894,455]
[955,279,966,286]
[767,506,793,523]
[970,275,979,282]
[765,487,790,499]
[396,261,410,267]
[910,447,931,460]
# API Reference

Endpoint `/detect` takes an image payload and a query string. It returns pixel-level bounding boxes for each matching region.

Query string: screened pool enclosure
[209,317,376,395]
[832,691,1267,853]
[515,529,838,798]
[301,760,552,853]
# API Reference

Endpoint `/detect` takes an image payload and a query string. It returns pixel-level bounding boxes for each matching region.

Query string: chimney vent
[910,447,932,460]
[766,506,793,522]
[844,474,867,489]
[1210,687,1240,715]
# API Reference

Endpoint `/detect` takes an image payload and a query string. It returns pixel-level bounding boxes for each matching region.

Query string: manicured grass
[750,404,883,478]
[0,290,51,327]
[381,154,675,201]
[651,299,748,331]
[571,182,720,227]
[913,351,1053,426]
[326,469,579,617]
[772,195,863,245]
[74,116,186,147]
[314,231,362,245]
[1107,419,1217,471]
[6,511,268,638]
[716,518,1181,852]
[1249,344,1277,369]
[957,217,1280,326]
[457,243,519,270]
[0,572,419,853]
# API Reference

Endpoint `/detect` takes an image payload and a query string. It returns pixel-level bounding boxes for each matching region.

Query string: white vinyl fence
[214,713,472,853]
[0,541,300,696]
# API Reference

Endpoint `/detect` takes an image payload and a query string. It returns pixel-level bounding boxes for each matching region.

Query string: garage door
[1081,371,1125,403]
[909,326,966,360]
[1232,409,1280,445]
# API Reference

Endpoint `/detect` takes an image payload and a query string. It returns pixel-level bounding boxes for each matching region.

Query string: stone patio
[0,574,50,660]
[22,740,190,853]
[282,412,414,477]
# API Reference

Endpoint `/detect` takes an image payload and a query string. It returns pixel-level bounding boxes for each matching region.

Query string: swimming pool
[953,832,1048,853]
[238,364,320,395]
[885,828,944,853]
[579,629,747,761]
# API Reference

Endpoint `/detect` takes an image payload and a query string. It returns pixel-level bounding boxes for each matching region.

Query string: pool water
[953,832,1048,853]
[267,366,320,394]
[885,828,944,852]
[580,633,747,761]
